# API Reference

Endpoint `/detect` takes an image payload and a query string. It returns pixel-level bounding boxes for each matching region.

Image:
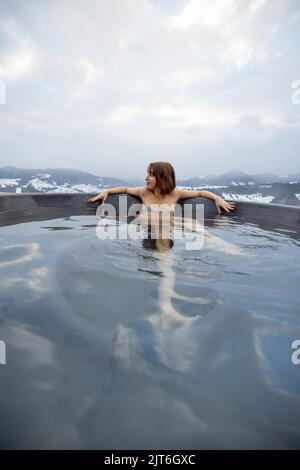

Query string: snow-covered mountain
[177,170,300,187]
[0,166,299,206]
[177,171,300,206]
[0,166,129,194]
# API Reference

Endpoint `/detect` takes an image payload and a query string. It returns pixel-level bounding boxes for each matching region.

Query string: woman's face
[145,169,156,191]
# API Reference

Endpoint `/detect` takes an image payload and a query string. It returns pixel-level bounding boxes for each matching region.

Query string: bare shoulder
[126,187,145,197]
[173,187,183,199]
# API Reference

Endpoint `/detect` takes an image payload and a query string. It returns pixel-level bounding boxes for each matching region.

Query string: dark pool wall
[0,193,300,229]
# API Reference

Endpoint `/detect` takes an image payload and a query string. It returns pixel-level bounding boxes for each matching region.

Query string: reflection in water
[5,324,55,366]
[0,243,40,268]
[0,267,50,294]
[102,206,252,392]
[136,207,247,256]
[104,212,214,392]
[0,214,300,448]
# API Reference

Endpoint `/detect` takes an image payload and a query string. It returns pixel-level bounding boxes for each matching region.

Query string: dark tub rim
[0,192,299,232]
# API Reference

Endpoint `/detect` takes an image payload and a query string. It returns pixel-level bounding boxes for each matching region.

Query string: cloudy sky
[0,0,299,179]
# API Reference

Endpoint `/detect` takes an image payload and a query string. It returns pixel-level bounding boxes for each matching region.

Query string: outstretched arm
[176,188,235,214]
[88,187,143,203]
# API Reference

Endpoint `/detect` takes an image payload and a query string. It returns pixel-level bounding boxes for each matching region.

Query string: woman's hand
[215,196,236,214]
[88,190,109,204]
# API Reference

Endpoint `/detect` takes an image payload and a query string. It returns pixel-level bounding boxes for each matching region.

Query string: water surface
[0,215,299,449]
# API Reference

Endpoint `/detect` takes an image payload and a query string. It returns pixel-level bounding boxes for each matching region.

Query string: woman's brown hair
[147,161,176,195]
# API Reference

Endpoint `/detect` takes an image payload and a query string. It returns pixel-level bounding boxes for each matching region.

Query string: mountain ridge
[0,166,299,206]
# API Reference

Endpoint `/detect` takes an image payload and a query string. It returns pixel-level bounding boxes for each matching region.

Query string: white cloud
[0,47,37,78]
[172,0,237,29]
[0,0,299,178]
[249,0,268,16]
[71,59,102,98]
[109,104,141,123]
[0,16,40,78]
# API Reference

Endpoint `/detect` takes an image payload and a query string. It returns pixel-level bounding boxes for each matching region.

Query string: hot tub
[0,193,299,449]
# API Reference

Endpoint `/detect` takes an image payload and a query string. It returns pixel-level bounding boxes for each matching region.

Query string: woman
[89,161,243,254]
[88,161,235,215]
